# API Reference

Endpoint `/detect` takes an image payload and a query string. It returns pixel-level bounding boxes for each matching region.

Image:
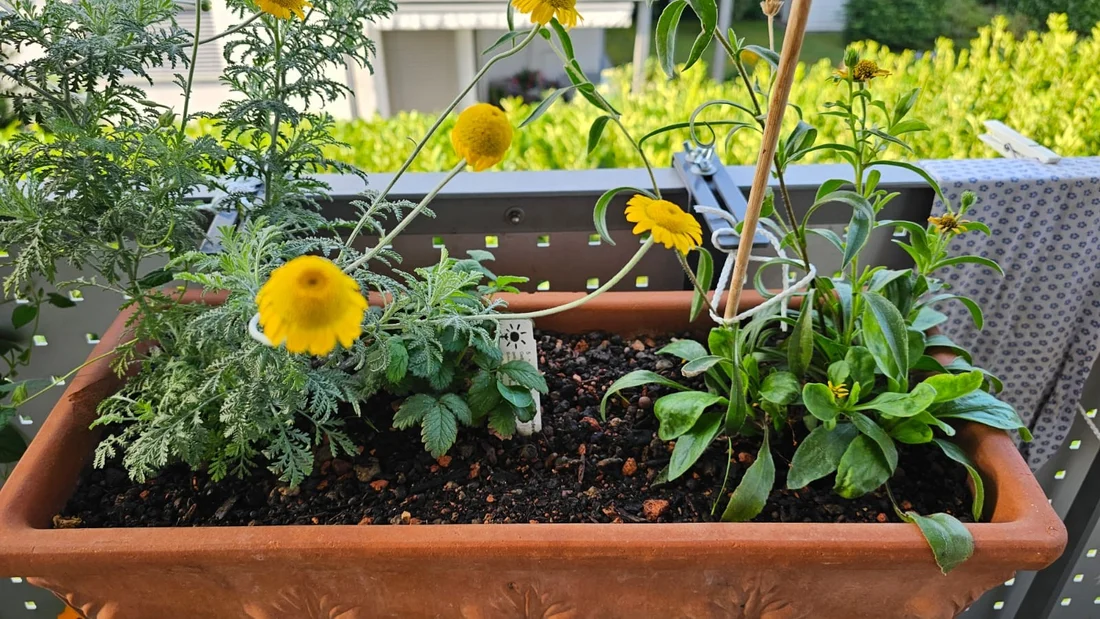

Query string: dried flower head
[834,59,891,83]
[928,213,973,236]
[760,0,784,18]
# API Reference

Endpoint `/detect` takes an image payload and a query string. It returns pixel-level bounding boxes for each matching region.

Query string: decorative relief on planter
[243,586,360,619]
[29,578,106,619]
[462,581,577,619]
[703,573,809,619]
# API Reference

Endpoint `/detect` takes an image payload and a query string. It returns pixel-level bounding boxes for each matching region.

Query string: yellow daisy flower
[828,380,850,399]
[834,59,890,83]
[511,0,583,28]
[256,255,368,356]
[451,103,514,172]
[928,213,972,236]
[256,0,311,20]
[625,195,703,254]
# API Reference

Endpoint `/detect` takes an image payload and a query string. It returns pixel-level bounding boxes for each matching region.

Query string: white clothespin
[979,121,1061,164]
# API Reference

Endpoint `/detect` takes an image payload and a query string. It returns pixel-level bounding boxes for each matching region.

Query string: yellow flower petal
[255,0,311,20]
[624,195,702,254]
[510,0,584,28]
[256,255,368,357]
[451,103,513,172]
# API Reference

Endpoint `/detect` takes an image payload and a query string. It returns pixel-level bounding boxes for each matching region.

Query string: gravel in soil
[59,331,973,528]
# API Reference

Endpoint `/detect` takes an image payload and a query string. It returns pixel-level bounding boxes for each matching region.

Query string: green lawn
[604,19,846,74]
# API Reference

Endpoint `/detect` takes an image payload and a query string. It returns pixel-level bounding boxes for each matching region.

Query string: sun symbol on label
[499,322,527,353]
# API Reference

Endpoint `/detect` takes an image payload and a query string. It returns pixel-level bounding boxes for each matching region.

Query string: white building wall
[784,0,849,32]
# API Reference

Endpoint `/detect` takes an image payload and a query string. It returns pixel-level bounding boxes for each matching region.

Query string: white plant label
[497,318,542,435]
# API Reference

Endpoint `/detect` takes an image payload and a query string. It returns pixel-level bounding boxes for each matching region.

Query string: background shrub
[264,16,1097,174]
[1000,0,1100,32]
[845,0,950,50]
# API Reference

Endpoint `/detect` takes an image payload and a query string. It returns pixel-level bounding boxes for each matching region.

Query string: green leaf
[761,371,800,406]
[845,346,876,390]
[468,370,503,416]
[488,402,517,439]
[901,511,974,574]
[385,339,409,383]
[422,399,459,457]
[923,294,985,329]
[842,198,875,270]
[658,339,709,362]
[923,370,984,404]
[862,292,910,389]
[915,410,956,436]
[593,186,655,246]
[708,327,736,360]
[499,360,548,393]
[907,330,926,369]
[933,438,985,521]
[497,382,534,409]
[930,255,1005,276]
[722,429,775,522]
[11,305,36,329]
[690,247,714,321]
[549,18,576,59]
[931,391,1032,440]
[815,179,850,203]
[656,0,689,79]
[834,435,892,498]
[483,29,529,55]
[138,268,174,288]
[893,88,921,125]
[725,356,750,435]
[440,393,473,426]
[668,411,722,480]
[743,44,780,69]
[944,358,1004,393]
[681,355,729,377]
[890,418,934,444]
[855,383,937,419]
[802,383,844,422]
[0,424,27,463]
[869,160,949,208]
[910,306,948,332]
[655,391,725,440]
[849,411,898,471]
[587,115,612,154]
[787,424,859,488]
[788,291,815,378]
[827,361,850,386]
[807,228,844,253]
[684,0,717,71]
[46,292,76,308]
[913,355,949,373]
[924,334,972,363]
[394,394,436,430]
[600,370,689,419]
[519,86,577,128]
[892,119,930,135]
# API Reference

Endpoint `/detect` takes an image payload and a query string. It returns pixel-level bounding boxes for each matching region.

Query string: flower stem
[498,239,655,321]
[343,160,467,273]
[198,14,261,46]
[16,339,138,408]
[343,25,542,251]
[612,117,661,199]
[177,0,204,140]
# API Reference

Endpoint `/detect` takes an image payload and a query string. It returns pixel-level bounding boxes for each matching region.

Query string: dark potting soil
[58,331,973,529]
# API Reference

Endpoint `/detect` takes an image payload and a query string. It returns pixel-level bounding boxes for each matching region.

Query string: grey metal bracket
[672,148,769,252]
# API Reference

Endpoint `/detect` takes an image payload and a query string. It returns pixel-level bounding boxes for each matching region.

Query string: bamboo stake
[723,0,814,321]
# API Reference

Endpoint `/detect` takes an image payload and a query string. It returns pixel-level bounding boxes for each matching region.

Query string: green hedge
[291,15,1097,175]
[1001,0,1100,32]
[845,0,950,50]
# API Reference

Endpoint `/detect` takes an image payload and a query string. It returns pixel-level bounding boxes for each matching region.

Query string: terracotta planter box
[0,291,1066,619]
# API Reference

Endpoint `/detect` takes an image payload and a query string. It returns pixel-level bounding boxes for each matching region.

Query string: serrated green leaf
[422,399,458,457]
[499,360,548,393]
[488,402,517,438]
[440,393,473,426]
[386,339,409,383]
[467,370,502,415]
[655,391,725,440]
[787,423,859,488]
[722,428,774,522]
[394,394,436,430]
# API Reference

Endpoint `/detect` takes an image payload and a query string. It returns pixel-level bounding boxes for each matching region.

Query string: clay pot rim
[0,291,1066,574]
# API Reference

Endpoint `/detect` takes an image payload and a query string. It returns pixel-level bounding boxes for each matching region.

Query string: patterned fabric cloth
[919,157,1100,470]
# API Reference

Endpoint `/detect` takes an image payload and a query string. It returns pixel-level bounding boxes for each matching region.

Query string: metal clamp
[673,145,768,252]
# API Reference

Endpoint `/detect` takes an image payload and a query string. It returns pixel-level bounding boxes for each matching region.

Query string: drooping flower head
[625,195,703,254]
[835,59,891,83]
[928,213,973,236]
[256,0,311,20]
[256,256,368,356]
[511,0,583,28]
[451,103,514,172]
